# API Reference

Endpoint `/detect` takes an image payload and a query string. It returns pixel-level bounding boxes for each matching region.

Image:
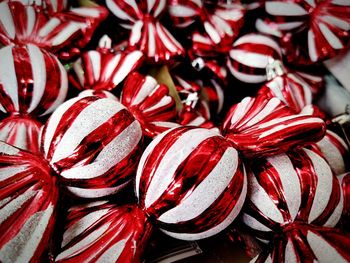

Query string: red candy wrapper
[0,141,58,262]
[136,126,247,240]
[41,96,143,198]
[106,0,184,63]
[242,148,343,243]
[56,201,152,262]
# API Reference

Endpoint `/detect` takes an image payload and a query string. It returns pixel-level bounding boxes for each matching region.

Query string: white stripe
[98,239,127,262]
[161,172,247,240]
[129,20,143,45]
[27,45,46,113]
[285,239,297,263]
[40,57,68,116]
[51,22,85,46]
[38,17,60,37]
[227,61,267,83]
[229,97,253,128]
[151,121,179,129]
[147,0,156,13]
[256,19,282,37]
[144,96,172,113]
[267,154,301,220]
[148,23,156,57]
[332,0,350,6]
[130,76,157,106]
[43,97,82,158]
[145,128,218,208]
[242,213,271,232]
[156,22,177,52]
[14,123,27,149]
[169,5,198,17]
[304,149,334,223]
[153,0,166,17]
[248,170,284,223]
[51,99,125,163]
[67,180,131,198]
[69,7,101,18]
[0,205,54,263]
[234,34,281,56]
[0,141,20,155]
[62,209,110,247]
[287,73,313,106]
[72,58,84,87]
[0,46,19,111]
[266,2,308,16]
[60,120,141,179]
[204,22,221,44]
[319,23,343,49]
[308,30,318,62]
[104,54,121,80]
[136,128,174,199]
[307,230,347,263]
[88,51,101,81]
[0,2,15,39]
[230,50,272,68]
[159,147,239,223]
[26,6,36,36]
[106,0,136,22]
[112,51,143,86]
[244,98,281,128]
[321,15,350,31]
[266,77,286,103]
[0,188,36,225]
[56,223,111,261]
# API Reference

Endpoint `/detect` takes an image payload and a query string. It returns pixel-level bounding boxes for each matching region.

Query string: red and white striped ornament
[222,96,326,157]
[0,44,68,116]
[242,148,343,243]
[106,0,184,63]
[41,96,143,198]
[136,126,247,240]
[252,226,350,263]
[309,130,349,175]
[0,1,108,59]
[227,33,283,83]
[0,116,42,153]
[0,141,58,262]
[69,38,143,91]
[257,0,350,64]
[168,0,245,47]
[56,201,152,263]
[120,72,178,138]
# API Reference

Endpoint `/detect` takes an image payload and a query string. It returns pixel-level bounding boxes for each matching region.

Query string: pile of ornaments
[0,0,350,262]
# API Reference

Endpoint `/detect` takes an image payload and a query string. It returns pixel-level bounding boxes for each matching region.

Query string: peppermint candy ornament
[0,116,42,153]
[106,0,184,63]
[222,96,326,157]
[70,36,143,91]
[257,0,350,64]
[41,96,143,198]
[120,72,178,138]
[136,126,247,240]
[253,226,350,263]
[0,44,68,116]
[242,148,343,243]
[0,141,58,262]
[0,1,108,59]
[56,201,152,262]
[227,33,283,83]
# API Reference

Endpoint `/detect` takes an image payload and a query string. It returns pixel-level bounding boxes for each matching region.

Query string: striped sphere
[136,127,247,240]
[242,148,343,243]
[106,0,184,62]
[56,202,152,263]
[41,96,143,198]
[0,115,42,153]
[258,72,313,113]
[257,0,350,64]
[0,141,58,262]
[227,33,282,83]
[222,96,326,157]
[0,44,68,116]
[70,49,143,91]
[120,72,178,138]
[309,130,349,175]
[0,1,108,59]
[252,226,350,263]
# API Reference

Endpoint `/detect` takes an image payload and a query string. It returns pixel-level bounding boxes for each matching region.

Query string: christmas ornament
[41,96,143,198]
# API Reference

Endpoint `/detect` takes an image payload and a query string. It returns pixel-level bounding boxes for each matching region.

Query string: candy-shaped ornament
[41,96,143,198]
[0,141,58,262]
[56,201,152,262]
[106,0,184,63]
[241,148,343,243]
[0,44,68,152]
[227,33,283,83]
[69,35,144,92]
[256,0,350,65]
[136,126,247,240]
[222,96,326,157]
[0,1,108,60]
[252,225,350,263]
